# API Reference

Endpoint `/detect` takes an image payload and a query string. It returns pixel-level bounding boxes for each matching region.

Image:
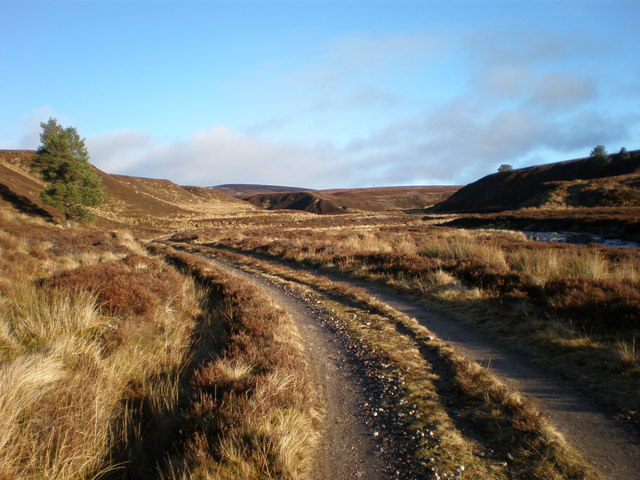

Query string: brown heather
[46,254,184,318]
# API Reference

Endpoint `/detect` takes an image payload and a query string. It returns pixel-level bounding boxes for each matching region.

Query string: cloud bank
[88,125,347,188]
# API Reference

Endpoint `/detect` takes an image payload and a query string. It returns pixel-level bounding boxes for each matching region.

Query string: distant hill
[246,186,460,214]
[212,184,311,197]
[0,150,254,226]
[247,191,345,214]
[431,150,640,213]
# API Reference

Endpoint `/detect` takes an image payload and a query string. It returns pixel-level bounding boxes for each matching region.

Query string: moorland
[0,147,639,479]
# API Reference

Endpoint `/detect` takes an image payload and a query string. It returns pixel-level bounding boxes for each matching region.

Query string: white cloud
[528,72,597,111]
[320,32,449,77]
[467,28,596,66]
[226,31,448,135]
[479,64,534,99]
[340,96,634,187]
[17,106,54,149]
[342,87,400,109]
[89,124,350,188]
[8,25,637,190]
[86,130,153,173]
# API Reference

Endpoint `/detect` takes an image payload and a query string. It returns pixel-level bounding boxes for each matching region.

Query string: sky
[1,0,639,188]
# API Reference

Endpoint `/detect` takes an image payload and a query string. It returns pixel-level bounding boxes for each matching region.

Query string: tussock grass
[3,287,100,351]
[0,289,114,479]
[0,215,202,479]
[508,247,640,284]
[420,230,508,268]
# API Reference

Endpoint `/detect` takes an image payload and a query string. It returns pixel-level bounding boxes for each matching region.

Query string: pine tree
[618,147,631,161]
[589,145,610,167]
[34,118,105,223]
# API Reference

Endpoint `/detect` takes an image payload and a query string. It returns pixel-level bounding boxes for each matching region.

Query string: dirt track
[201,256,394,479]
[363,286,640,480]
[197,250,640,479]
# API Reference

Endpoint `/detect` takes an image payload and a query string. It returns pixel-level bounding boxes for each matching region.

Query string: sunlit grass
[0,219,201,479]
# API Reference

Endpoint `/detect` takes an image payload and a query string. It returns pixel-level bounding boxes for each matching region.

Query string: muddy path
[198,248,640,480]
[198,255,403,479]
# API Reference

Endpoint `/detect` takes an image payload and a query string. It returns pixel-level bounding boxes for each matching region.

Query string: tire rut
[364,287,640,480]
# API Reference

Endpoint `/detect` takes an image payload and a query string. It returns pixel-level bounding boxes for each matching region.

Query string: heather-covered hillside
[0,150,254,227]
[246,185,459,214]
[432,150,640,213]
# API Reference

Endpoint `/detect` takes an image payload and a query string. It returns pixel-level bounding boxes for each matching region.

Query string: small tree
[34,118,104,223]
[618,147,631,161]
[498,164,513,173]
[589,144,610,167]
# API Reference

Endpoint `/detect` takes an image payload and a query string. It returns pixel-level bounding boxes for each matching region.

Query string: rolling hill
[245,185,460,214]
[212,184,311,197]
[0,150,254,226]
[431,149,640,213]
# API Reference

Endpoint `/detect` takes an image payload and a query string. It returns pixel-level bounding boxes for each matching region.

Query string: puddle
[522,231,640,248]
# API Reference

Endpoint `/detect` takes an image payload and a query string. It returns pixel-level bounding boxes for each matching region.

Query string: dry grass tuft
[0,214,201,479]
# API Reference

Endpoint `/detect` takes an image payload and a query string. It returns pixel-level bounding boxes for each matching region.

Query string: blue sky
[1,0,639,188]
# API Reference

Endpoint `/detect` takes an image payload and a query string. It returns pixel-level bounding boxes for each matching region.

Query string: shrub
[543,278,640,332]
[45,255,183,318]
[618,147,631,161]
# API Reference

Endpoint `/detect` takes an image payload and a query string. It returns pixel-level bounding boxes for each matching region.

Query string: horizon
[2,0,639,189]
[5,145,637,190]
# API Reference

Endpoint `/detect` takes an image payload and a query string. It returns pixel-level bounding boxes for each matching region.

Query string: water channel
[522,230,640,248]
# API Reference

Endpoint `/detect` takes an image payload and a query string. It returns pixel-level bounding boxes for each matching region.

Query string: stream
[522,230,640,248]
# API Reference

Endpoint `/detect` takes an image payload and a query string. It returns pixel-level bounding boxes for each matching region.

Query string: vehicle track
[199,255,395,479]
[200,249,640,480]
[343,283,640,480]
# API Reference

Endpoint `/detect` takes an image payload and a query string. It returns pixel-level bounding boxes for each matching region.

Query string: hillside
[0,150,254,226]
[0,150,62,221]
[431,150,640,213]
[246,185,459,214]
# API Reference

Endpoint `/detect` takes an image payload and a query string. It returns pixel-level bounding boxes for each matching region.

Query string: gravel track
[347,284,640,480]
[200,256,395,479]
